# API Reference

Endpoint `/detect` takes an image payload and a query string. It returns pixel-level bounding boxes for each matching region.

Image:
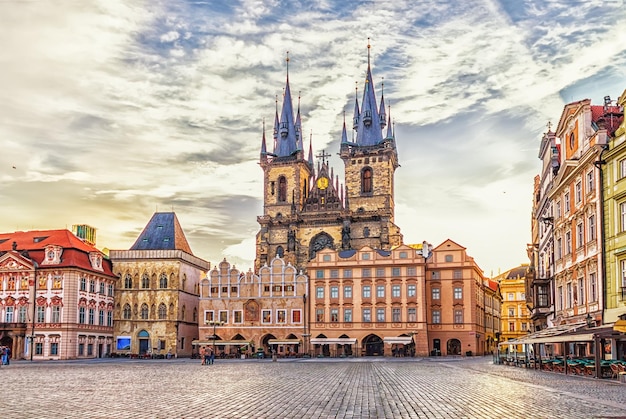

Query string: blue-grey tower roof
[354,47,385,146]
[130,212,193,254]
[274,56,300,157]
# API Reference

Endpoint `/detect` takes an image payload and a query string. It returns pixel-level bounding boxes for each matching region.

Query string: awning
[268,339,301,345]
[383,336,413,345]
[310,338,357,345]
[192,340,251,346]
[615,319,626,333]
[502,323,626,346]
[499,322,586,346]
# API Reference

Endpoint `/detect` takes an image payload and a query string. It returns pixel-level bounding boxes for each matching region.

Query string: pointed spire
[295,92,303,151]
[308,130,314,167]
[275,52,298,157]
[341,111,348,144]
[354,40,384,146]
[385,106,393,140]
[352,83,360,130]
[379,78,386,128]
[272,95,279,153]
[261,118,267,157]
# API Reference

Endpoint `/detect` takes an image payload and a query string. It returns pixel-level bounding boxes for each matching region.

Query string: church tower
[339,42,402,251]
[256,45,402,272]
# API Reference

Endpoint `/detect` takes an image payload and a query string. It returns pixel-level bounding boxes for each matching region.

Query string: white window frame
[261,309,271,324]
[276,309,286,324]
[291,309,302,324]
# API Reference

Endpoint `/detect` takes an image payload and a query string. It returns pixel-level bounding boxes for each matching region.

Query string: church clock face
[316,177,329,190]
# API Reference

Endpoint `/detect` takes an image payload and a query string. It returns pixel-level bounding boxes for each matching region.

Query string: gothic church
[255,46,403,272]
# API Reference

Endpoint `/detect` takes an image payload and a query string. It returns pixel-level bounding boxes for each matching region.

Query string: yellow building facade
[495,265,531,348]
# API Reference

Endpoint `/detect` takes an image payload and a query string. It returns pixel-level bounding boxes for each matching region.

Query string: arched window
[181,305,186,321]
[158,303,167,319]
[362,168,373,194]
[124,274,132,289]
[141,273,150,289]
[181,274,187,290]
[140,304,149,319]
[123,304,131,319]
[159,273,168,289]
[193,307,197,322]
[278,176,287,202]
[276,246,284,258]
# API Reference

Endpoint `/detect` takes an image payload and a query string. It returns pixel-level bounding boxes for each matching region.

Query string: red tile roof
[0,229,116,277]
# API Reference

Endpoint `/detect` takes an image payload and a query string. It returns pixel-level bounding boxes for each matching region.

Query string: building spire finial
[367,37,371,67]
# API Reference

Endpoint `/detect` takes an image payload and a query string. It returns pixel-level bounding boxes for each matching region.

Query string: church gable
[0,252,34,272]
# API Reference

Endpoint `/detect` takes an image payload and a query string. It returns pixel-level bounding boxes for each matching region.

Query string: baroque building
[109,212,209,358]
[0,229,116,360]
[600,89,626,325]
[495,265,531,347]
[197,257,308,357]
[255,46,402,272]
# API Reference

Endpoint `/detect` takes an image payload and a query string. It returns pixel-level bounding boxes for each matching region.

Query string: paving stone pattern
[1,357,625,418]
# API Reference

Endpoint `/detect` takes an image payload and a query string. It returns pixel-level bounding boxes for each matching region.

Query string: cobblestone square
[1,357,625,419]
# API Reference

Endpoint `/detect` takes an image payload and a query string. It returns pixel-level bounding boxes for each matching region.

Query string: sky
[1,0,625,276]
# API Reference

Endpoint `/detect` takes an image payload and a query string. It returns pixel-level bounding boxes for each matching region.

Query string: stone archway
[447,338,461,356]
[363,334,383,356]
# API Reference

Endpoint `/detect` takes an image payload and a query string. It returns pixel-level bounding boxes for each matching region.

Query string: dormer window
[42,245,62,266]
[89,252,104,272]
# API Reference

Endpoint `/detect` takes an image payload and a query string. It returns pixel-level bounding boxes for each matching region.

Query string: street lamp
[206,320,224,362]
[585,313,594,328]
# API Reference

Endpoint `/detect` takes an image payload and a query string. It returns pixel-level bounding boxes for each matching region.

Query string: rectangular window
[35,342,43,355]
[431,271,440,279]
[5,307,13,323]
[565,231,572,254]
[18,306,27,323]
[78,343,84,356]
[79,307,86,324]
[219,310,228,324]
[316,309,324,322]
[316,286,324,299]
[621,202,626,232]
[453,270,462,279]
[330,286,339,299]
[376,268,385,277]
[392,267,400,276]
[362,253,370,260]
[330,308,339,322]
[578,277,585,305]
[392,308,401,322]
[89,280,95,293]
[575,181,582,204]
[108,284,114,296]
[323,254,331,262]
[80,278,87,291]
[99,282,105,294]
[454,309,463,324]
[362,308,371,322]
[362,268,371,278]
[432,288,440,300]
[432,310,441,324]
[509,322,515,331]
[88,308,95,325]
[330,269,339,279]
[589,214,596,240]
[557,286,563,311]
[408,284,416,297]
[316,270,324,279]
[234,310,243,323]
[620,159,626,178]
[344,286,352,299]
[376,285,385,298]
[407,308,417,322]
[392,284,401,298]
[343,269,352,278]
[564,192,570,213]
[262,310,271,323]
[344,308,352,323]
[576,223,584,248]
[454,287,463,300]
[50,342,59,356]
[556,200,561,218]
[537,285,549,307]
[277,310,286,324]
[107,311,112,327]
[292,309,301,323]
[98,310,104,325]
[37,306,45,323]
[376,308,385,322]
[363,285,371,298]
[407,267,416,276]
[204,311,214,323]
[399,251,408,259]
[556,237,562,259]
[587,170,594,192]
[590,272,598,302]
[508,307,515,317]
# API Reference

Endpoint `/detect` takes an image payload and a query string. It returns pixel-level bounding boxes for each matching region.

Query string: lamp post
[206,320,223,363]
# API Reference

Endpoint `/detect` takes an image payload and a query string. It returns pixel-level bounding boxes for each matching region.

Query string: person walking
[200,346,206,365]
[208,347,214,365]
